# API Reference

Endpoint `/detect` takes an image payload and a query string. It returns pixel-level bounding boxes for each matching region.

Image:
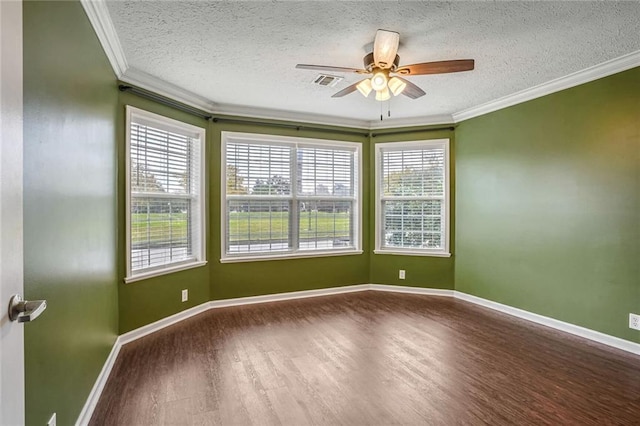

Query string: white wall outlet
[181,289,188,302]
[630,313,640,331]
[399,270,406,280]
[47,413,56,426]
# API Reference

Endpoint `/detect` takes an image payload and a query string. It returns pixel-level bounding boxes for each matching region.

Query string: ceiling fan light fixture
[371,71,388,91]
[297,29,470,104]
[388,77,407,96]
[375,87,391,101]
[356,79,373,97]
[373,30,400,69]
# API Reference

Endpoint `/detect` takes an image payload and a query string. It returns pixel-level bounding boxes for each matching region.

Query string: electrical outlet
[399,270,406,280]
[47,413,56,426]
[630,313,640,331]
[181,289,188,302]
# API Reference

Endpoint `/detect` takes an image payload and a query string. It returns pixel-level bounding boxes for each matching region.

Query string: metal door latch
[8,294,47,323]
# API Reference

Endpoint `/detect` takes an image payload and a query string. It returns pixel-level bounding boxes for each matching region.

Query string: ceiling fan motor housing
[364,53,400,72]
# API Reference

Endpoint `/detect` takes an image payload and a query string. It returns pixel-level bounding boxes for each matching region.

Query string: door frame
[0,0,25,424]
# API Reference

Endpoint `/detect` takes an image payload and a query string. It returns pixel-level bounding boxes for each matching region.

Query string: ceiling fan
[296,29,474,101]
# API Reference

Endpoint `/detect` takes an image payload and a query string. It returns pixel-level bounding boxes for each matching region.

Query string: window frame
[221,131,363,263]
[125,106,207,283]
[374,139,451,258]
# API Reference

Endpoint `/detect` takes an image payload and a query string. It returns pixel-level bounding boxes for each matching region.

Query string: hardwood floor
[90,291,640,425]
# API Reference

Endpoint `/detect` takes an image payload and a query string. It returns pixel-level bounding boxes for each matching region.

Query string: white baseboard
[75,337,122,426]
[119,301,212,345]
[118,284,371,347]
[454,291,640,355]
[209,284,371,309]
[370,284,453,296]
[76,284,371,424]
[77,283,640,424]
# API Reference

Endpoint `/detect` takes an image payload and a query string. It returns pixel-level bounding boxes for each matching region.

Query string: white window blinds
[377,140,449,255]
[297,146,355,251]
[225,143,292,254]
[126,107,205,280]
[223,133,361,260]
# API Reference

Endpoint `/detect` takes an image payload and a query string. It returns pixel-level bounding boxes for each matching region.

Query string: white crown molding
[79,0,127,78]
[122,66,454,129]
[81,2,639,130]
[120,68,218,112]
[121,67,375,129]
[210,102,372,130]
[121,65,453,130]
[367,114,454,130]
[454,291,640,356]
[122,69,454,129]
[121,65,452,130]
[453,50,640,123]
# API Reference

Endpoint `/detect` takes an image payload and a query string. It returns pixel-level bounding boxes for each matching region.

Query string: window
[125,106,206,282]
[375,139,450,257]
[221,132,361,262]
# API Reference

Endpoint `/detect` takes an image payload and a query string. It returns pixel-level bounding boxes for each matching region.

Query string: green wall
[368,128,456,289]
[23,1,118,424]
[115,98,459,331]
[117,93,211,333]
[209,121,370,301]
[455,67,640,343]
[116,99,371,332]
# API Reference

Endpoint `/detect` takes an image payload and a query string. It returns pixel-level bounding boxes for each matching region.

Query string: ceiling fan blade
[331,81,361,98]
[296,64,368,74]
[396,77,426,99]
[373,29,399,69]
[396,59,475,76]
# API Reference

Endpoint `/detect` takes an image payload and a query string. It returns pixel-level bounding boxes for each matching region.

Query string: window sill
[221,249,363,263]
[125,260,208,283]
[373,249,451,258]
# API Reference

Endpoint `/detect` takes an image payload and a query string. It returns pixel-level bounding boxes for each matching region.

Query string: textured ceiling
[106,1,640,124]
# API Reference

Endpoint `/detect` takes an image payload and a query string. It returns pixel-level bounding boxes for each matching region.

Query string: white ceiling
[104,1,640,126]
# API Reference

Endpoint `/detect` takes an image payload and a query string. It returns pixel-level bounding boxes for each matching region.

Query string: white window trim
[125,106,207,283]
[221,131,363,262]
[374,139,451,257]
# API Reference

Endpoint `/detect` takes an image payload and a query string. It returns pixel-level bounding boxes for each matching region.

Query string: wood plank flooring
[90,291,640,425]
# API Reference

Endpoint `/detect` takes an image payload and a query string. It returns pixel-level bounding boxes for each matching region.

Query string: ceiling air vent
[312,74,343,88]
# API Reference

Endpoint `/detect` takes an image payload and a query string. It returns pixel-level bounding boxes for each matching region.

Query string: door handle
[8,294,47,323]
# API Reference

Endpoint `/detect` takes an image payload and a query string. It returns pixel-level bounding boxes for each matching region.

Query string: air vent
[312,74,343,87]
